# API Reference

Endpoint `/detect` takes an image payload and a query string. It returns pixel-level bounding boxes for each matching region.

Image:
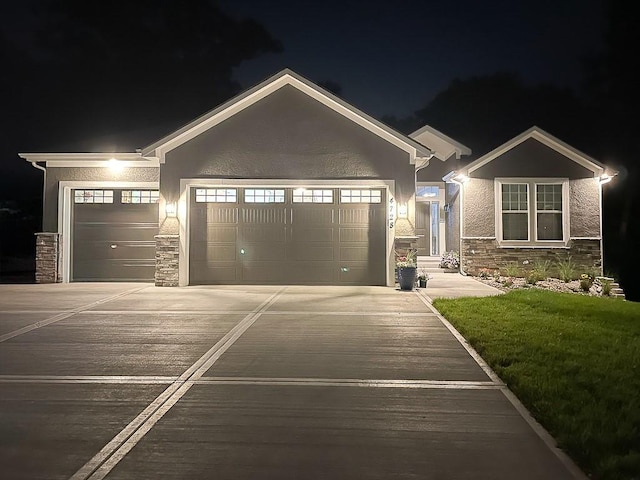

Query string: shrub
[580,273,593,292]
[601,278,612,296]
[527,260,551,284]
[440,251,459,269]
[503,262,520,278]
[556,256,577,282]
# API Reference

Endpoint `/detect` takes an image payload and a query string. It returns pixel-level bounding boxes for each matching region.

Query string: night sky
[2,0,604,119]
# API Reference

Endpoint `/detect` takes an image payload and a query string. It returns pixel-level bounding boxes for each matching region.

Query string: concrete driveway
[0,284,584,479]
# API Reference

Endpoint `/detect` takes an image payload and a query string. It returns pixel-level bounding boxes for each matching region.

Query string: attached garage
[189,187,386,285]
[72,189,159,281]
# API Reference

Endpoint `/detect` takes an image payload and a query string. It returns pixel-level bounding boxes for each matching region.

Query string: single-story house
[19,69,615,286]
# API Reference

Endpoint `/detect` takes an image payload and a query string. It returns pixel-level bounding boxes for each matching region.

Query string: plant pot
[418,278,427,288]
[397,266,417,290]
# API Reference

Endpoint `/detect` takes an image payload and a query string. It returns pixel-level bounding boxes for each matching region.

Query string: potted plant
[440,250,460,272]
[396,249,417,290]
[417,269,430,288]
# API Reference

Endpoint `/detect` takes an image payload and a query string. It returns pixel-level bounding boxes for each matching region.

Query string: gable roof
[142,69,433,163]
[463,126,608,176]
[410,125,471,161]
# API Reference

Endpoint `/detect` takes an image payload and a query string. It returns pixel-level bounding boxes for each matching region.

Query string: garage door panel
[206,207,238,224]
[242,226,286,243]
[291,208,334,224]
[339,227,371,243]
[73,259,156,282]
[241,263,287,283]
[241,243,286,261]
[242,207,287,224]
[193,244,238,262]
[289,244,334,261]
[74,223,158,242]
[72,190,158,282]
[290,227,334,243]
[192,226,237,243]
[73,241,155,260]
[339,265,372,284]
[340,246,373,262]
[191,264,238,283]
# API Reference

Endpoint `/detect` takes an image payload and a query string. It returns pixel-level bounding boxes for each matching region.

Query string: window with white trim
[497,179,567,244]
[536,184,563,240]
[244,189,285,203]
[340,189,382,203]
[292,189,333,203]
[501,183,529,240]
[195,188,237,203]
[121,190,159,204]
[74,190,114,204]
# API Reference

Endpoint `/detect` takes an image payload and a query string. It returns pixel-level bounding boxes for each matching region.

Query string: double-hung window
[497,179,567,245]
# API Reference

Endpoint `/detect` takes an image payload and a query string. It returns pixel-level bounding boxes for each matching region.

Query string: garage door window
[121,190,159,204]
[292,189,333,203]
[74,190,114,204]
[195,188,237,203]
[244,189,285,203]
[340,189,382,203]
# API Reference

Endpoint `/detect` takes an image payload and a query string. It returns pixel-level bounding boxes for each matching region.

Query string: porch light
[107,158,123,172]
[598,173,614,185]
[452,173,470,184]
[165,202,177,217]
[397,203,408,218]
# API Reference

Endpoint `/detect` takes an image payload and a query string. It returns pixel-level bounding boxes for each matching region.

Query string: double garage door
[189,187,387,285]
[72,189,159,281]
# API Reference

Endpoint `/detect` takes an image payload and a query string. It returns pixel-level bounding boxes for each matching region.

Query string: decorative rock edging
[477,275,625,299]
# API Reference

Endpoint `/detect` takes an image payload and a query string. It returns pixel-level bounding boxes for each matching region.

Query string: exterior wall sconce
[165,202,177,217]
[107,158,123,172]
[397,203,408,218]
[452,173,470,184]
[598,173,614,185]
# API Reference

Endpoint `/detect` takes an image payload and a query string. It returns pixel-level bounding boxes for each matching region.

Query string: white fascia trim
[58,180,159,283]
[149,74,428,163]
[19,153,159,168]
[177,178,396,287]
[466,128,605,176]
[409,124,472,156]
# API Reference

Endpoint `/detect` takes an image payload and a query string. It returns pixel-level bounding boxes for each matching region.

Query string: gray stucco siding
[43,167,159,231]
[470,138,594,179]
[161,84,415,235]
[162,86,411,187]
[462,179,495,238]
[569,178,600,237]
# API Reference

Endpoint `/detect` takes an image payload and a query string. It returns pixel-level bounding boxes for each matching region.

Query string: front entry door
[415,202,430,256]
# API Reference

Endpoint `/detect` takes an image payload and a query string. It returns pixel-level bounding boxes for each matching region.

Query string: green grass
[433,290,640,480]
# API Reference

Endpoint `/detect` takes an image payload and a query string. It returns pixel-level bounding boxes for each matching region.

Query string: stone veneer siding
[461,238,602,276]
[155,235,179,287]
[35,232,62,283]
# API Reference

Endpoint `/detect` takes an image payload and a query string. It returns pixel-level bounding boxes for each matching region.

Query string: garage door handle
[110,244,117,249]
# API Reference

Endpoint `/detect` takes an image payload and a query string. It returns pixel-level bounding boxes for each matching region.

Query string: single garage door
[189,187,386,285]
[72,189,159,281]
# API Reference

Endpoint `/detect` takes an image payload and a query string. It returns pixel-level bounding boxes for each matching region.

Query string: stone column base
[155,235,180,287]
[35,233,62,283]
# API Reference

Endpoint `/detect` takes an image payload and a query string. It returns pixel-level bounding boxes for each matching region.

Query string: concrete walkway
[0,284,584,479]
[419,270,504,301]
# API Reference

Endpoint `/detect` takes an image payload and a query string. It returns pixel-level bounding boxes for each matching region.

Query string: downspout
[31,162,46,231]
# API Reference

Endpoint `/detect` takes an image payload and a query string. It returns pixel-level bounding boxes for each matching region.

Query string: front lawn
[433,290,640,480]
